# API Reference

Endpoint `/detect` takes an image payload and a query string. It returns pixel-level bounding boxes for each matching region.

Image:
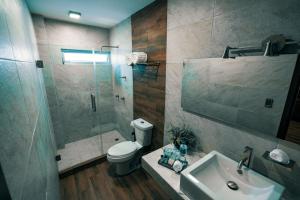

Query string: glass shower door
[93,53,115,154]
[49,46,98,145]
[45,46,117,171]
[48,46,108,171]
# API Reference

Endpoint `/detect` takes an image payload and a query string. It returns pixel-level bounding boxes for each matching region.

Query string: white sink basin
[180,151,284,200]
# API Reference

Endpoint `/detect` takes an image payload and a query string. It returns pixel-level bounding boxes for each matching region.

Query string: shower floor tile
[57,130,126,173]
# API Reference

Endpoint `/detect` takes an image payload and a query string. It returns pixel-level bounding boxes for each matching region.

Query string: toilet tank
[133,118,153,146]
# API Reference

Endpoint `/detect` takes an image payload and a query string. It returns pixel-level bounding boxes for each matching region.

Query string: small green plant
[168,124,196,151]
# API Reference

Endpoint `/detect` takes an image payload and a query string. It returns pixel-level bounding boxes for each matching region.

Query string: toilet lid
[107,141,137,158]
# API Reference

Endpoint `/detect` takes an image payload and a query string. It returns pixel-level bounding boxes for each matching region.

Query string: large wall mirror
[181,54,300,145]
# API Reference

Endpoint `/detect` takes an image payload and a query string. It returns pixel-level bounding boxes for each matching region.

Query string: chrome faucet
[237,146,253,175]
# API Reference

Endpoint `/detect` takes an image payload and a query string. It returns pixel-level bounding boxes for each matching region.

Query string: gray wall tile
[167,0,214,30]
[32,15,114,146]
[110,17,134,141]
[44,18,109,49]
[0,60,32,200]
[0,2,14,60]
[0,1,59,199]
[165,0,300,199]
[2,0,35,62]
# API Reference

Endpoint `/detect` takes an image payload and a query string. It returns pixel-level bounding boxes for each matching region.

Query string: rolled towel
[131,52,147,64]
[173,160,183,173]
[126,54,133,66]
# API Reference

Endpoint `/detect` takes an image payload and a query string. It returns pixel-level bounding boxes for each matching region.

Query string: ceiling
[26,0,155,28]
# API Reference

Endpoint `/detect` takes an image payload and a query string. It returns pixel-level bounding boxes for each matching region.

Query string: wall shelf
[132,62,160,79]
[134,62,160,66]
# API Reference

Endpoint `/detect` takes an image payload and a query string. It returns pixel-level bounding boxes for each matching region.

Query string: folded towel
[269,149,290,164]
[173,160,183,172]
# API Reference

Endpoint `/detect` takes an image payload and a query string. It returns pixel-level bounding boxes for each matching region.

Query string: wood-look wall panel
[132,0,167,150]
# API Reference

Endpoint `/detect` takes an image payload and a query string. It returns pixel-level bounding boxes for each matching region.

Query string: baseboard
[59,155,107,179]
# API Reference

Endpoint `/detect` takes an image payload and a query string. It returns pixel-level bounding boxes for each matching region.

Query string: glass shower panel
[93,60,115,153]
[40,45,118,172]
[49,45,98,144]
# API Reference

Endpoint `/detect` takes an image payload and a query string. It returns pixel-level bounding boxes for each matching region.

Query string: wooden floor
[60,161,170,200]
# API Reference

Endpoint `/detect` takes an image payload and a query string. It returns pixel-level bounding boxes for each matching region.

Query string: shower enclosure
[32,16,128,172]
[39,45,125,171]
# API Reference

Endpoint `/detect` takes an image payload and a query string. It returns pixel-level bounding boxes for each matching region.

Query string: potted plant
[168,124,196,151]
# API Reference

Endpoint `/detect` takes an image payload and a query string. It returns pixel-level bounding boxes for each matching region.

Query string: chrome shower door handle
[91,93,96,112]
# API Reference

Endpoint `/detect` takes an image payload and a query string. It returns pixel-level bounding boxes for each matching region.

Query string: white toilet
[107,118,153,175]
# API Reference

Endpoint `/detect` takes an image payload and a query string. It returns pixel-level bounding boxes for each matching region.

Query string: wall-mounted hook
[36,60,44,68]
[120,97,125,101]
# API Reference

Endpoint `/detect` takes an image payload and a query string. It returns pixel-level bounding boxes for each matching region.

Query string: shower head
[100,45,119,52]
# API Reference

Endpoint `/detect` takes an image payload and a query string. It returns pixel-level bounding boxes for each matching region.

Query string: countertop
[141,144,206,200]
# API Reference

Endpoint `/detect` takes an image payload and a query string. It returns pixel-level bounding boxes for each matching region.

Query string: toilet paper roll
[131,52,147,64]
[173,160,183,173]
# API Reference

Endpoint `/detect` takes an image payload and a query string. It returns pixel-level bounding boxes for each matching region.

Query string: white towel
[131,52,147,64]
[126,54,133,66]
[269,149,290,164]
[173,160,183,172]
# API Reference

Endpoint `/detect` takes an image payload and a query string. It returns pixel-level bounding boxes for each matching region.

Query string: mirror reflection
[182,55,298,138]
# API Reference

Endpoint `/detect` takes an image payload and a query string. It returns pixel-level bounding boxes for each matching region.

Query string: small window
[61,49,109,64]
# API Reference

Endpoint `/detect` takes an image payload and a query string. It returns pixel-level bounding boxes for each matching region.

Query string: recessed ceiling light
[68,11,81,19]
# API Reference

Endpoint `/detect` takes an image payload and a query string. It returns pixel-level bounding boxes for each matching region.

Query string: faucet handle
[243,146,253,168]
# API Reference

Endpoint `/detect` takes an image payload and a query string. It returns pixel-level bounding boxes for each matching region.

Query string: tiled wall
[164,0,300,199]
[110,18,134,140]
[132,0,167,150]
[32,16,115,148]
[0,0,59,199]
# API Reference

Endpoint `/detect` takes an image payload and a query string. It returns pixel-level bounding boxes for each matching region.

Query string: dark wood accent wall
[131,0,167,150]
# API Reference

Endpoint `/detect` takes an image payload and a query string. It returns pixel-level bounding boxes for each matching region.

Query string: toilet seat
[107,141,137,162]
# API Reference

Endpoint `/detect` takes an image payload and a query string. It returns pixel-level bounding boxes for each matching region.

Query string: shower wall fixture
[222,35,298,58]
[100,45,119,52]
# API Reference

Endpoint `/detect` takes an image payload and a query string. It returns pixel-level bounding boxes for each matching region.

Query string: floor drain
[227,181,239,190]
[115,138,119,141]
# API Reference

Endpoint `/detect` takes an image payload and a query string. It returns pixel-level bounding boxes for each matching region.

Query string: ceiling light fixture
[68,11,81,19]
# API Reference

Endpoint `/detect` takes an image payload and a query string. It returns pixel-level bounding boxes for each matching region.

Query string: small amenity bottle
[180,144,188,156]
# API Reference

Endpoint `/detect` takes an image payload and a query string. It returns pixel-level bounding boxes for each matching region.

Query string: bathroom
[0,0,300,199]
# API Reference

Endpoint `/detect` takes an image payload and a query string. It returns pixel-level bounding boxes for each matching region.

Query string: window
[61,49,109,64]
